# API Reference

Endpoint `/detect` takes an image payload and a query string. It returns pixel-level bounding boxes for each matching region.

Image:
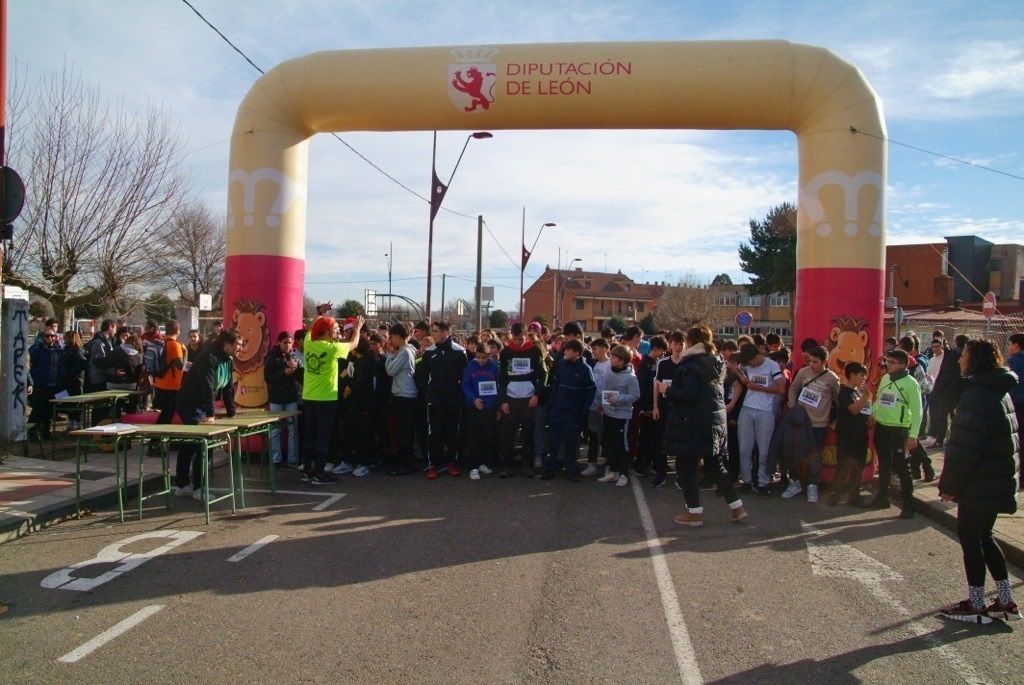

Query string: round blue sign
[735,310,754,327]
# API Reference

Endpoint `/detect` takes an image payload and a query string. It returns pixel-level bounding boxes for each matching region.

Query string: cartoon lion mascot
[229,298,270,407]
[826,315,872,380]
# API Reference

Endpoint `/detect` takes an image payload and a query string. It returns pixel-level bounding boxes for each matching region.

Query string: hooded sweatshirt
[597,362,640,420]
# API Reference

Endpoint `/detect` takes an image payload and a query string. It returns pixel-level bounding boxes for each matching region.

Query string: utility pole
[475,215,483,332]
[440,273,446,322]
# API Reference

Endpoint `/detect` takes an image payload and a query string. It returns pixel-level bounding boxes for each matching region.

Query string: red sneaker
[987,599,1023,621]
[425,466,439,480]
[939,599,992,625]
[447,462,460,477]
[674,511,705,527]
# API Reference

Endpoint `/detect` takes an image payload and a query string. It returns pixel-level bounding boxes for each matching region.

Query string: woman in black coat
[663,326,746,527]
[60,331,89,429]
[938,339,1021,624]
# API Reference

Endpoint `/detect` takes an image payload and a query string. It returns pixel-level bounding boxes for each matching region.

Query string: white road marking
[227,535,279,562]
[311,494,345,511]
[209,487,339,497]
[57,605,165,663]
[41,530,204,592]
[801,521,988,685]
[631,478,704,685]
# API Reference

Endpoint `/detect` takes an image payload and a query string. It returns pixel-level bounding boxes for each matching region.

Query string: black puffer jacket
[662,345,727,459]
[939,367,1020,513]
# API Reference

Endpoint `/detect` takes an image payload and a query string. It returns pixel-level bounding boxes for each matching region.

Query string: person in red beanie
[301,302,363,484]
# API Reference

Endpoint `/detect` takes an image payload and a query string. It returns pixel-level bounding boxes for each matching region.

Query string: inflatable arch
[225,40,885,406]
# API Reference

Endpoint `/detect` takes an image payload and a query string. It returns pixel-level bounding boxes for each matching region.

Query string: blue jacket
[548,357,596,413]
[29,341,63,389]
[462,359,501,409]
[1009,351,1024,406]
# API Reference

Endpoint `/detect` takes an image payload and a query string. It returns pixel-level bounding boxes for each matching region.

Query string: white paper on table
[54,390,70,399]
[82,422,138,433]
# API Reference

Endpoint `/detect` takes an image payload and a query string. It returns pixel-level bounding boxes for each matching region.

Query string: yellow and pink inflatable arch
[225,40,885,406]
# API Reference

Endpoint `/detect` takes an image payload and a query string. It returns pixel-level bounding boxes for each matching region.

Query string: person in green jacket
[870,348,923,518]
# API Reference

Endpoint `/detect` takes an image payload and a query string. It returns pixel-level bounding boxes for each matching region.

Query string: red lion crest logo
[451,67,495,112]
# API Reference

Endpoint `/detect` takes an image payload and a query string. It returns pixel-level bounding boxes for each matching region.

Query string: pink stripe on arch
[223,254,305,338]
[795,267,884,366]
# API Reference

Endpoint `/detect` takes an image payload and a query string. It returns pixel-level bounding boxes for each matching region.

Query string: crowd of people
[24,307,1024,625]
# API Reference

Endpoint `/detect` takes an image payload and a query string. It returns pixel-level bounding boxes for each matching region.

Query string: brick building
[709,284,793,342]
[522,267,664,333]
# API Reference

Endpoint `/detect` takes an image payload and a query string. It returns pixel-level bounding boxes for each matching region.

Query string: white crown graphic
[227,168,306,229]
[450,47,499,63]
[799,170,883,238]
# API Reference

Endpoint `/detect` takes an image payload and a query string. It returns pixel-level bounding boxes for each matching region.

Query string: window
[716,295,736,306]
[737,295,762,307]
[582,280,591,290]
[768,326,792,337]
[718,325,736,336]
[769,294,790,307]
[575,299,584,311]
[637,302,645,312]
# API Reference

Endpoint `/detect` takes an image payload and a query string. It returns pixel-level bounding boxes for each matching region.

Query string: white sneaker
[580,464,598,477]
[598,470,620,483]
[478,464,494,475]
[781,481,803,499]
[469,468,481,481]
[332,461,354,475]
[807,484,819,503]
[192,488,206,502]
[920,436,937,449]
[615,474,629,487]
[173,484,194,498]
[353,464,371,478]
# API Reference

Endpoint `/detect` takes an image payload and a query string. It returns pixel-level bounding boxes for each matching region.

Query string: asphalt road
[2,466,1022,685]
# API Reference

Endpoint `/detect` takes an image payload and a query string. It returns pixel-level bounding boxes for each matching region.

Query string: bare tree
[161,202,225,308]
[3,65,186,327]
[654,276,716,331]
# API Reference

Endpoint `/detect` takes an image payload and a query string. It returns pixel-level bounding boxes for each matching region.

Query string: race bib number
[798,386,822,408]
[661,379,673,387]
[879,391,898,408]
[478,380,497,396]
[860,403,873,416]
[184,361,193,372]
[602,390,620,406]
[751,374,770,387]
[511,358,532,375]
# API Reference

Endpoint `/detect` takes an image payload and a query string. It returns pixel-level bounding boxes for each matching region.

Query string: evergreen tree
[737,202,797,297]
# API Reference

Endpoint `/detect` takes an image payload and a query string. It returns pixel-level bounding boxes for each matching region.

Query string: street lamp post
[385,244,392,323]
[519,212,555,324]
[553,247,581,326]
[427,130,492,324]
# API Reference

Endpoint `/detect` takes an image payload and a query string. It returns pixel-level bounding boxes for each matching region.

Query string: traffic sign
[982,291,997,319]
[735,310,754,327]
[1,166,26,223]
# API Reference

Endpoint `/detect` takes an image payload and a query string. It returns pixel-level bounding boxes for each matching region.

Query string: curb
[0,452,232,545]
[0,472,172,544]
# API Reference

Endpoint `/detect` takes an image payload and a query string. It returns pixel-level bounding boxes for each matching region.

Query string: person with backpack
[151,320,187,425]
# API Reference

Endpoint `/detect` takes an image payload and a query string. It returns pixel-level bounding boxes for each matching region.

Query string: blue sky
[10,0,1024,312]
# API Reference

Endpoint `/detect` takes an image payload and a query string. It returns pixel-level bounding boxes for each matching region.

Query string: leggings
[957,503,1009,587]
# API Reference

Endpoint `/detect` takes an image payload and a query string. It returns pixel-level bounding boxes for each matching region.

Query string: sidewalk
[3,446,1024,568]
[909,449,1024,569]
[0,443,230,544]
